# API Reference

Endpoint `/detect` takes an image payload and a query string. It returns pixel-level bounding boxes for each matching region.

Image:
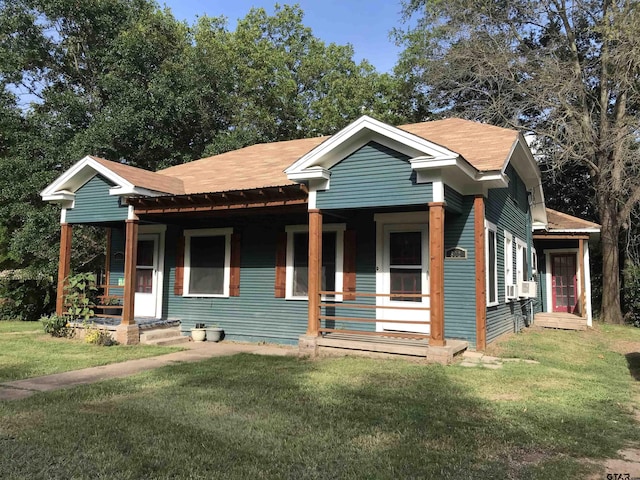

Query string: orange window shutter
[275,232,287,298]
[343,230,356,300]
[230,233,241,297]
[174,236,185,296]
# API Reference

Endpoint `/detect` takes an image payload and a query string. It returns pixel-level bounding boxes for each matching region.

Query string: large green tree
[0,1,404,317]
[396,0,640,323]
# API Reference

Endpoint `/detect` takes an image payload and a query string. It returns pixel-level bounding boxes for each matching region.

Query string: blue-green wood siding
[161,213,377,344]
[316,142,433,209]
[485,164,532,344]
[444,196,477,347]
[444,185,463,214]
[66,175,128,224]
[108,227,125,299]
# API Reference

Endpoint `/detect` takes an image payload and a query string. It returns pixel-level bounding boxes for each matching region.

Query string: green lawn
[0,323,638,479]
[0,321,181,382]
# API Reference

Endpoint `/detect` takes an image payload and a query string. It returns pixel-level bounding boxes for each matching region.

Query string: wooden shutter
[343,229,356,300]
[174,236,185,295]
[229,233,241,297]
[274,232,287,298]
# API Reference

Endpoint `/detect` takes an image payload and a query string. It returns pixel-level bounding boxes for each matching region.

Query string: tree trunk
[600,202,624,324]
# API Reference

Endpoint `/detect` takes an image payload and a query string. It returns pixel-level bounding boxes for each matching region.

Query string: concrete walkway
[0,341,297,401]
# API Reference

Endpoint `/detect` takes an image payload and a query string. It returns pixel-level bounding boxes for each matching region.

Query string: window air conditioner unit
[518,281,538,298]
[505,284,517,300]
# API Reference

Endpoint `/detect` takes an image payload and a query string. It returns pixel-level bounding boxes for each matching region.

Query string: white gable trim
[41,156,135,200]
[284,115,460,181]
[41,156,170,206]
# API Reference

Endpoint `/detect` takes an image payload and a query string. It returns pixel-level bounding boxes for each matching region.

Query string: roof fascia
[285,115,459,180]
[109,186,169,198]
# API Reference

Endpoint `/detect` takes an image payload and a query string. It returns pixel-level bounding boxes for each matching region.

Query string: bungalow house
[41,116,599,362]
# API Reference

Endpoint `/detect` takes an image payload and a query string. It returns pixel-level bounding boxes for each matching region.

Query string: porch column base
[115,324,140,345]
[298,335,319,357]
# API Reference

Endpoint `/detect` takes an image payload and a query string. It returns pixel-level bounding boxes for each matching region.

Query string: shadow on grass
[626,352,640,380]
[0,354,607,479]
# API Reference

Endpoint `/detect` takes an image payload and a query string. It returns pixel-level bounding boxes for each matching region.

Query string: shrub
[64,272,98,322]
[0,276,55,321]
[85,328,118,346]
[41,314,74,338]
[622,262,640,327]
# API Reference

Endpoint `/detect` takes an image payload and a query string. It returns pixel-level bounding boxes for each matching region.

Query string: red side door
[551,254,578,313]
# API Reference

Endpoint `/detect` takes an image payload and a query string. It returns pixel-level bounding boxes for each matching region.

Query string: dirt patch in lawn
[585,448,640,479]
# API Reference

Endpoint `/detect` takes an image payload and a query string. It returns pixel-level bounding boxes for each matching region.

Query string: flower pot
[206,327,224,342]
[190,328,206,342]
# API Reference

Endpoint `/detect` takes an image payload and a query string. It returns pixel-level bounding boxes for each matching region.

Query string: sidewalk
[0,341,297,401]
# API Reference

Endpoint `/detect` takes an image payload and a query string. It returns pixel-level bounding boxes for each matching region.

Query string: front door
[134,235,159,318]
[377,225,430,334]
[551,253,578,313]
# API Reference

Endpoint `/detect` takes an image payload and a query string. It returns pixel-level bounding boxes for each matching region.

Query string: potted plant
[102,296,121,316]
[191,323,206,342]
[206,324,224,342]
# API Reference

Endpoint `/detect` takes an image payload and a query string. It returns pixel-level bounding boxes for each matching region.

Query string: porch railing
[318,291,430,340]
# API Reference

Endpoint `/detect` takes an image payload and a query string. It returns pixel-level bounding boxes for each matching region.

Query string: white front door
[377,223,430,334]
[134,235,159,318]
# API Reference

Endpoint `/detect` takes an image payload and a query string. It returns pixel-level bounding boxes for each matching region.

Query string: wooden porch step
[534,313,587,331]
[316,332,468,362]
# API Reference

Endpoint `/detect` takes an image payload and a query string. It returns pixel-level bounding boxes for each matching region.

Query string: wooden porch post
[579,238,587,318]
[307,209,322,336]
[55,223,73,315]
[428,202,446,347]
[122,219,139,326]
[474,195,487,350]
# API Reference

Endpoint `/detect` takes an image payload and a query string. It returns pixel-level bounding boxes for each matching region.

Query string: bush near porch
[0,323,638,479]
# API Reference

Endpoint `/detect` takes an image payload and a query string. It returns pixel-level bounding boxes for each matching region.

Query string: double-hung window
[485,221,498,306]
[504,232,515,301]
[516,238,528,291]
[183,228,232,297]
[285,224,345,300]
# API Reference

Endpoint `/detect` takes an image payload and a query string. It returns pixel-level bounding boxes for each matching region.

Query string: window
[516,238,528,285]
[504,232,514,301]
[184,228,232,297]
[485,221,498,306]
[286,224,345,300]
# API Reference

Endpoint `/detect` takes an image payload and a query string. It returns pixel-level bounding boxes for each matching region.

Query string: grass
[0,321,182,382]
[0,323,638,479]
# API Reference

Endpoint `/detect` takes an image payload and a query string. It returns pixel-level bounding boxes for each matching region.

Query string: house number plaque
[445,247,468,259]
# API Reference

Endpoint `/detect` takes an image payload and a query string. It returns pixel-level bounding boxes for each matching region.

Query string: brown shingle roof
[155,119,519,194]
[399,118,520,171]
[546,208,600,231]
[158,137,329,194]
[90,156,184,195]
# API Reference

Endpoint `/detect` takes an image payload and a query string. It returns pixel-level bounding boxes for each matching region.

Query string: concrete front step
[140,326,190,346]
[140,326,182,342]
[143,335,190,346]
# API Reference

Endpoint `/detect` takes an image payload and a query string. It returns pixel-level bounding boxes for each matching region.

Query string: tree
[396,0,640,323]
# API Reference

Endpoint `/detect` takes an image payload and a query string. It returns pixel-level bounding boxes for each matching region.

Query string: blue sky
[160,0,408,73]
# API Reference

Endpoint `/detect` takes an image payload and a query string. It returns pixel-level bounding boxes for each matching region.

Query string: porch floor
[315,333,468,364]
[534,312,587,331]
[88,317,181,330]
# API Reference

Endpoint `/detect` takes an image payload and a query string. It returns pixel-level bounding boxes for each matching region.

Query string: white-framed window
[516,238,528,287]
[485,221,498,306]
[183,228,232,297]
[285,223,345,300]
[504,232,515,301]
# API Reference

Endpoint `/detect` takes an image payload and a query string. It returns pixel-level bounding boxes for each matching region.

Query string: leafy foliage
[85,328,118,346]
[63,272,98,322]
[41,314,73,338]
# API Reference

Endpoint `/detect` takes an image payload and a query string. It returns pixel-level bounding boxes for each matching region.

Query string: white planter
[190,328,206,342]
[206,327,224,342]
